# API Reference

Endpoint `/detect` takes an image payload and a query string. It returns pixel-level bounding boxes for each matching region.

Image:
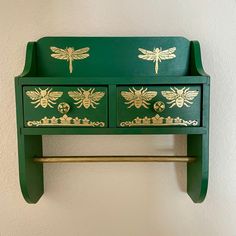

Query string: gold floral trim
[120,114,198,127]
[27,115,105,127]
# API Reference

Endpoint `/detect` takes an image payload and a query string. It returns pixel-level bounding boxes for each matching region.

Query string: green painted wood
[21,127,207,135]
[18,42,37,77]
[23,86,108,127]
[186,41,210,203]
[15,37,210,204]
[190,41,209,76]
[117,85,201,127]
[15,77,43,203]
[36,37,190,77]
[187,134,208,202]
[108,85,117,127]
[18,76,209,85]
[18,135,44,203]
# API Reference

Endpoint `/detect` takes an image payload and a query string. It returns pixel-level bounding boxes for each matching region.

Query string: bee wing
[68,91,85,101]
[26,91,40,100]
[72,47,90,60]
[121,91,135,101]
[159,47,176,60]
[138,48,156,61]
[142,91,157,101]
[50,47,69,60]
[48,91,63,101]
[161,91,178,100]
[184,90,199,100]
[89,92,105,102]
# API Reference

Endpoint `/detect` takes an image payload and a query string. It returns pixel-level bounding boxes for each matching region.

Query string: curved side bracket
[190,41,209,76]
[18,42,37,77]
[15,73,43,203]
[187,134,208,203]
[18,135,43,203]
[186,75,210,203]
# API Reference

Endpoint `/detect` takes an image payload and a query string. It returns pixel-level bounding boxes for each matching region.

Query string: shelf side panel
[187,134,209,203]
[18,135,44,203]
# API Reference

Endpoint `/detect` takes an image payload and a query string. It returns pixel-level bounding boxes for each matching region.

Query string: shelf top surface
[17,76,209,85]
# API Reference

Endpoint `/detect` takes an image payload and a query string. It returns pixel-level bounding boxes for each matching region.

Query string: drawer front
[23,86,108,127]
[117,85,201,127]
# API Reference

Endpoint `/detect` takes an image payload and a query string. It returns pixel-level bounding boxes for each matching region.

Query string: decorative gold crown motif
[27,114,105,127]
[120,114,198,127]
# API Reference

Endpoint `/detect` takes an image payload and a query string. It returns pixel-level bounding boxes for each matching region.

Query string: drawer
[117,85,201,127]
[23,86,108,127]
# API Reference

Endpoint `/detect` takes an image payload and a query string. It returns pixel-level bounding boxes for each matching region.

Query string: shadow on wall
[174,135,187,192]
[42,134,187,196]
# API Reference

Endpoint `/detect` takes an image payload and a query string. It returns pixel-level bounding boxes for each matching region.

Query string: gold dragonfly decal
[26,88,63,108]
[161,87,199,108]
[121,87,157,109]
[50,46,90,74]
[138,47,176,75]
[68,88,105,109]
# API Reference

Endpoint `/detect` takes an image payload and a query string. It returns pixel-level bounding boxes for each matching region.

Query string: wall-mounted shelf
[15,36,210,204]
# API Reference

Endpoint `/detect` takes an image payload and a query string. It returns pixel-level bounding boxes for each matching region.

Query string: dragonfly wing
[159,47,176,60]
[138,48,155,54]
[72,47,90,60]
[138,54,156,61]
[73,47,90,54]
[50,47,69,60]
[72,53,89,60]
[138,48,156,61]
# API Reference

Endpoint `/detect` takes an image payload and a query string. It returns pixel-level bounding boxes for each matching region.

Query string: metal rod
[33,156,195,163]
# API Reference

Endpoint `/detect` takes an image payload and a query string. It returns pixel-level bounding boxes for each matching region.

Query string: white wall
[0,0,236,235]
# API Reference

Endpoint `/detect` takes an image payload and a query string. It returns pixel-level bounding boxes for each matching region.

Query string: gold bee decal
[68,88,105,109]
[161,87,199,108]
[26,88,63,108]
[138,47,176,75]
[121,87,157,109]
[50,46,90,74]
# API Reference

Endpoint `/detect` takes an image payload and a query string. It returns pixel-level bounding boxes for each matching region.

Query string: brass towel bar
[34,156,196,163]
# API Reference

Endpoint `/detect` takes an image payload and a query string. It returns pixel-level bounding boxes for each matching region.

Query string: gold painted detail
[34,156,196,163]
[26,88,63,108]
[120,114,198,127]
[50,46,90,73]
[58,102,70,114]
[161,87,199,108]
[153,101,165,112]
[27,115,105,127]
[138,47,176,75]
[68,88,105,109]
[121,87,157,109]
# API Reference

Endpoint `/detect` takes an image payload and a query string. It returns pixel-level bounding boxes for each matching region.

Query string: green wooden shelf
[22,127,207,135]
[15,36,210,204]
[18,76,209,85]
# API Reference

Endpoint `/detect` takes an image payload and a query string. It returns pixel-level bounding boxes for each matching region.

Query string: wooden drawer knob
[153,101,165,113]
[58,102,70,114]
